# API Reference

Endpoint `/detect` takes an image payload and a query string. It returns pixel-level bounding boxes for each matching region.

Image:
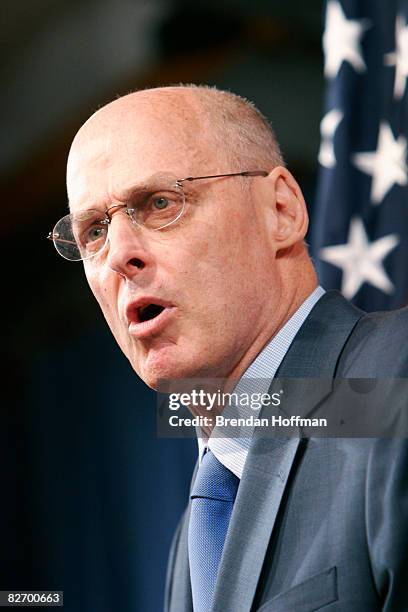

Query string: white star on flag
[384,14,408,100]
[353,122,408,204]
[318,109,344,168]
[319,218,399,299]
[323,0,370,78]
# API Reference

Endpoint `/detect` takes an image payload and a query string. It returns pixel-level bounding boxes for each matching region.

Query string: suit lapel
[211,291,363,611]
[167,463,200,612]
[167,506,193,612]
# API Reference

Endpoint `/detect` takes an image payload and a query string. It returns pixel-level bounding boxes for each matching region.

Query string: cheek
[171,225,255,323]
[85,266,107,307]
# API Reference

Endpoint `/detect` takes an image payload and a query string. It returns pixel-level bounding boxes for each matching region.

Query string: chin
[132,345,211,392]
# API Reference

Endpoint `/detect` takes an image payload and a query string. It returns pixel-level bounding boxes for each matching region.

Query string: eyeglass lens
[51,182,185,261]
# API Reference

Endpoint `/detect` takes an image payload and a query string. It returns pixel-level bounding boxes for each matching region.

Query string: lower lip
[128,306,175,339]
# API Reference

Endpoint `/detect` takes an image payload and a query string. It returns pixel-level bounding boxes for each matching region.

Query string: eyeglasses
[47,170,268,261]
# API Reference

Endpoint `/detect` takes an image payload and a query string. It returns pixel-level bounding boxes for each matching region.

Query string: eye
[133,189,184,229]
[153,196,169,210]
[86,225,107,242]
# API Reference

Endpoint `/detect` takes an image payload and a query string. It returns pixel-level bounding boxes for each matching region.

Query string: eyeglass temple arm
[47,232,76,246]
[177,170,268,184]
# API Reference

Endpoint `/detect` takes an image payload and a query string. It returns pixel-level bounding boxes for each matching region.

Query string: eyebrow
[119,180,159,202]
[67,172,184,213]
[118,172,184,200]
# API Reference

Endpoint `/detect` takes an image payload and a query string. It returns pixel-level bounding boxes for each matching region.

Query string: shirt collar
[197,286,325,478]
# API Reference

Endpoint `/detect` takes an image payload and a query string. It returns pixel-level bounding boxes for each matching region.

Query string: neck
[226,280,317,389]
[190,264,318,435]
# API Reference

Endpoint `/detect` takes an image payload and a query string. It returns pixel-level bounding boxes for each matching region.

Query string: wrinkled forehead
[67,97,215,211]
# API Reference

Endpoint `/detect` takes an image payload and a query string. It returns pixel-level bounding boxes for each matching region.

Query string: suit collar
[276,289,364,378]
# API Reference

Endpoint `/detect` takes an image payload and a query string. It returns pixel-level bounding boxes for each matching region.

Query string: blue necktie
[188,450,240,612]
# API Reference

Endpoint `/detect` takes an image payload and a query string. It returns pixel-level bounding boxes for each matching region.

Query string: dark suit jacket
[165,291,408,611]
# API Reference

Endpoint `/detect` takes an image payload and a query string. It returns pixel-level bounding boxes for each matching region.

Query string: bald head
[67,85,284,192]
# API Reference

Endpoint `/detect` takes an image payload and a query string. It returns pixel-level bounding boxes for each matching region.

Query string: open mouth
[137,303,165,323]
[126,298,174,336]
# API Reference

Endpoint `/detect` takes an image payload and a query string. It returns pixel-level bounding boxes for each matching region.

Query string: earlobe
[268,167,309,250]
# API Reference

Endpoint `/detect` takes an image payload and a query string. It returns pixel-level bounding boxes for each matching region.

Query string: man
[50,85,408,611]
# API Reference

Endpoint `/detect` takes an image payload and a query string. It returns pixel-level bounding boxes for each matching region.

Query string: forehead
[67,96,216,211]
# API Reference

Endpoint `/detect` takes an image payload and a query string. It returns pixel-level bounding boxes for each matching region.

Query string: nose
[105,208,149,279]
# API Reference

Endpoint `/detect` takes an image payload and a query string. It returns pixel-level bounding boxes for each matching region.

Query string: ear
[263,166,309,251]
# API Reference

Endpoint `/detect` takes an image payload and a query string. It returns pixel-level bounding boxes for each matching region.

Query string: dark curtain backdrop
[3,324,196,611]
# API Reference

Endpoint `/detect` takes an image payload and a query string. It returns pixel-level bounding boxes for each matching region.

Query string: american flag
[312,0,408,311]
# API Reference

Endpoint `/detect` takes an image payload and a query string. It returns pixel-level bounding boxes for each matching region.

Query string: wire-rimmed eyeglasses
[47,170,268,262]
